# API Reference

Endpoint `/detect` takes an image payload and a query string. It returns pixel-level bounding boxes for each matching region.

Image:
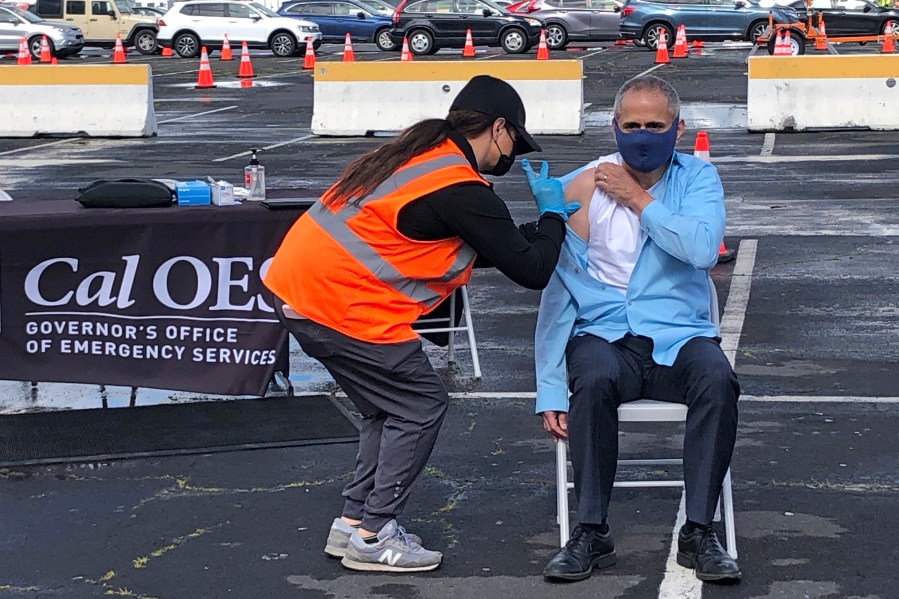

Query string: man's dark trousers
[566,333,739,526]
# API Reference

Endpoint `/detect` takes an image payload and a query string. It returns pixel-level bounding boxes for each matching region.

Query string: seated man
[536,75,741,584]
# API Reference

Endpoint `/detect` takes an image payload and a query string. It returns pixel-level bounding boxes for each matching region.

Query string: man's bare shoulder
[564,169,597,204]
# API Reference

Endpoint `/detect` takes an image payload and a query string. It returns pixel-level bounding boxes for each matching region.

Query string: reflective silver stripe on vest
[309,202,470,308]
[356,153,473,207]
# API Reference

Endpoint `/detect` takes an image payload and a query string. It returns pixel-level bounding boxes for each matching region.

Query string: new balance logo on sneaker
[377,548,403,567]
[340,519,442,572]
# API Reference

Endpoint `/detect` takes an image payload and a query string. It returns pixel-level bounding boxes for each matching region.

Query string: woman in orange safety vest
[264,75,578,574]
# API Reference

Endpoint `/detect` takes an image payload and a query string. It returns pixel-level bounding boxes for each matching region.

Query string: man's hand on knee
[541,411,568,441]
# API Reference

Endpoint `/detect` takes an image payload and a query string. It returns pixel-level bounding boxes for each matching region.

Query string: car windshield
[6,5,44,21]
[113,0,134,13]
[249,2,279,16]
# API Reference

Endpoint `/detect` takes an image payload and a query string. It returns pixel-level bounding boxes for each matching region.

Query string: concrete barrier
[312,61,583,136]
[747,55,899,132]
[0,65,156,138]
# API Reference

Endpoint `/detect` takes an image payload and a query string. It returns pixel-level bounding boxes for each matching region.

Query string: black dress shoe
[543,525,617,582]
[676,525,742,582]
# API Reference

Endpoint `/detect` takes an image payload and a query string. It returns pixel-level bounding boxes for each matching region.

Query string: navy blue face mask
[613,117,680,173]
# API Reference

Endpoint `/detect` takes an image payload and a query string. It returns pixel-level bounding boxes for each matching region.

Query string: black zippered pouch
[76,179,174,208]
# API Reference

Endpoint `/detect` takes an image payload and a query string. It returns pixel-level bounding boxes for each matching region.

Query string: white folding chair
[413,285,482,379]
[555,278,737,559]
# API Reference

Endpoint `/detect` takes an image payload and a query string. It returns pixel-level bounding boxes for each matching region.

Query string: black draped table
[0,196,307,396]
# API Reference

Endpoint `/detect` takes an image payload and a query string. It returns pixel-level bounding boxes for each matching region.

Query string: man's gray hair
[612,75,681,121]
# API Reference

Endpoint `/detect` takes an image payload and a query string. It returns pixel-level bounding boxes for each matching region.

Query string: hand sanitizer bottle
[244,148,266,201]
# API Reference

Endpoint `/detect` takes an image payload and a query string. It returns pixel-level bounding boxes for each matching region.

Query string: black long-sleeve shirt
[396,130,565,290]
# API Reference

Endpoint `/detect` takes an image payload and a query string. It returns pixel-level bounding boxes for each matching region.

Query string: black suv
[389,0,543,54]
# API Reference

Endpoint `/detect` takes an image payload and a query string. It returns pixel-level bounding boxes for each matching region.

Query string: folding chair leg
[556,441,570,547]
[460,285,481,379]
[446,290,456,364]
[721,468,738,560]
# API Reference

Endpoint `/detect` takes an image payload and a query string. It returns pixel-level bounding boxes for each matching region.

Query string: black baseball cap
[448,75,541,155]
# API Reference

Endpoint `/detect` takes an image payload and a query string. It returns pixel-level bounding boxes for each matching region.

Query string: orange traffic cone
[780,30,794,55]
[815,17,827,51]
[16,37,31,65]
[401,36,413,61]
[693,131,711,162]
[536,29,549,60]
[692,39,703,56]
[342,33,355,62]
[39,35,51,63]
[161,45,173,57]
[303,37,315,69]
[672,24,687,58]
[882,22,895,53]
[238,41,255,78]
[462,28,475,57]
[195,46,216,89]
[654,27,669,64]
[112,32,126,63]
[221,33,233,60]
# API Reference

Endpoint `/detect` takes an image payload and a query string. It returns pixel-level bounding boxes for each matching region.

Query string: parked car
[788,0,899,35]
[27,0,157,53]
[506,0,622,48]
[157,0,322,57]
[389,0,543,54]
[619,0,800,49]
[0,3,84,56]
[278,0,395,49]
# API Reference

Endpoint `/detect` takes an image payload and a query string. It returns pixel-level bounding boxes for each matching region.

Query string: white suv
[157,0,321,57]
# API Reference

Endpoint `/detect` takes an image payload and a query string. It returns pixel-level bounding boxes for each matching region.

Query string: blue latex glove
[521,159,581,220]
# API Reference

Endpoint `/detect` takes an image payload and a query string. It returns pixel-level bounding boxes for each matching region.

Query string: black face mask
[485,137,515,177]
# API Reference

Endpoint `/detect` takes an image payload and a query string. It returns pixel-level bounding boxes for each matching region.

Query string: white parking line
[655,238,756,599]
[0,139,72,157]
[212,134,315,162]
[579,47,608,60]
[760,132,775,157]
[714,153,898,163]
[155,69,203,78]
[719,239,757,366]
[659,494,702,599]
[439,391,899,403]
[635,63,666,78]
[157,105,238,124]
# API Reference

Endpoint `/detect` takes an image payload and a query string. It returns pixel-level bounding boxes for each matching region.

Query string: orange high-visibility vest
[264,140,489,344]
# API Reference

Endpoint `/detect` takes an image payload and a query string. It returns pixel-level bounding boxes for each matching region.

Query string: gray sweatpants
[277,309,449,534]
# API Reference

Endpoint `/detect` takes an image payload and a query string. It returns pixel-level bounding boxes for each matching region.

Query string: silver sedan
[507,0,622,49]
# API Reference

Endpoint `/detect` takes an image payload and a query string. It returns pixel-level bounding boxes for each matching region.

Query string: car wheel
[544,23,568,50]
[174,32,200,58]
[375,27,396,51]
[271,32,297,57]
[408,29,434,55]
[27,35,52,60]
[134,29,157,55]
[882,19,899,36]
[500,27,527,54]
[643,23,673,50]
[748,20,768,42]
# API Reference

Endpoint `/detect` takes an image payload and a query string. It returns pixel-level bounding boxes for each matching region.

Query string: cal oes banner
[0,200,304,396]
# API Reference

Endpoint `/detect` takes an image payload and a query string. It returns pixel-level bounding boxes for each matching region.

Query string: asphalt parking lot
[2,40,899,599]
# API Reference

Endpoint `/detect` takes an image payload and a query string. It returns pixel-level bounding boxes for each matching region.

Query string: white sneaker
[340,520,442,572]
[324,518,422,558]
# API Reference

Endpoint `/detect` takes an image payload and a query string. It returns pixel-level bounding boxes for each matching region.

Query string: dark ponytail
[323,110,497,207]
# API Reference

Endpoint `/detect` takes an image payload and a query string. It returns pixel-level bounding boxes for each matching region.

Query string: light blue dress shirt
[534,151,726,414]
